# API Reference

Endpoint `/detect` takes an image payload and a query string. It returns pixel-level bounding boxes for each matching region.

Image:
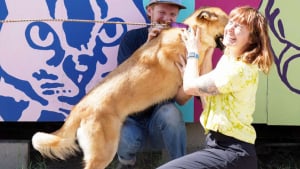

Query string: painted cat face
[0,0,145,121]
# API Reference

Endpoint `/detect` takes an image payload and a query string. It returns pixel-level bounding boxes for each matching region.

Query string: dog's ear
[198,11,218,21]
[215,35,225,50]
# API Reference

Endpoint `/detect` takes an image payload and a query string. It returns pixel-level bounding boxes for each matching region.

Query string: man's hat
[147,0,186,9]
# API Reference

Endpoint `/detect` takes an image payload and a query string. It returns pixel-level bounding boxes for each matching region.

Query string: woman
[157,6,274,169]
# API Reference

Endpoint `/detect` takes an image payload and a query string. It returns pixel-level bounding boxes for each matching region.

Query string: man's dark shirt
[117,27,149,65]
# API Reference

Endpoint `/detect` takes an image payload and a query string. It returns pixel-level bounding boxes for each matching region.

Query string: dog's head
[184,7,228,51]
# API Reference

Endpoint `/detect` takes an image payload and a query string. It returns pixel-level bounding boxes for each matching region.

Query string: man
[116,0,189,168]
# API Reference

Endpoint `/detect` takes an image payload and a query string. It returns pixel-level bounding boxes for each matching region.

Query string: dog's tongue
[169,22,189,29]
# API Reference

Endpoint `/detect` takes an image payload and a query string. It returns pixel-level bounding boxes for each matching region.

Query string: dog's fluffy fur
[32,7,228,169]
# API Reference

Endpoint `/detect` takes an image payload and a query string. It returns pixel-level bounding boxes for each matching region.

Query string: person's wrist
[187,52,199,59]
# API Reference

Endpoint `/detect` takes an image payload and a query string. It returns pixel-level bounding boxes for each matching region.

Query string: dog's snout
[215,35,225,50]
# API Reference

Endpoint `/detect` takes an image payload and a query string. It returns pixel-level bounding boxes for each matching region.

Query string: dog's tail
[32,117,81,160]
[32,131,79,160]
[32,130,79,160]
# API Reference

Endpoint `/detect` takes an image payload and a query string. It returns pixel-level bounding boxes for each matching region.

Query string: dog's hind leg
[77,114,123,169]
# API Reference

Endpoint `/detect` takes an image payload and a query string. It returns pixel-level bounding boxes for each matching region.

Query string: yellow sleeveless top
[200,54,259,144]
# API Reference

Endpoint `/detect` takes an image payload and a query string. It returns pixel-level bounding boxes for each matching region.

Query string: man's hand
[175,54,186,79]
[147,26,162,42]
[174,54,191,105]
[175,85,192,105]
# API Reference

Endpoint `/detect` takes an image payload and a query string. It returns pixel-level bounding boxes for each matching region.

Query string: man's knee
[155,103,185,128]
[159,103,182,119]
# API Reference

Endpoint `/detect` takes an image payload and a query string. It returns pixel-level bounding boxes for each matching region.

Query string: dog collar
[151,22,189,29]
[169,22,189,29]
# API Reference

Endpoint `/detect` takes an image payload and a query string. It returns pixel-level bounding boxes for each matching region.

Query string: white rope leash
[0,18,168,27]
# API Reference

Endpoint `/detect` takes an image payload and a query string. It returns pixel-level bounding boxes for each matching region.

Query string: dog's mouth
[215,35,225,50]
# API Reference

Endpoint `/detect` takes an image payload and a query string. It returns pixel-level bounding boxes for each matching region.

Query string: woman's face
[223,19,250,53]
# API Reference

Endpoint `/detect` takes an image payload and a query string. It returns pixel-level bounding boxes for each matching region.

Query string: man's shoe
[116,162,135,169]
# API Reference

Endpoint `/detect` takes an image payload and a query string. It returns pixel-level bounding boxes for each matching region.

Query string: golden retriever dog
[32,7,228,169]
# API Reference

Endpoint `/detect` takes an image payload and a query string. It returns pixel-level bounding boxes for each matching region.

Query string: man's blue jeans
[117,102,187,165]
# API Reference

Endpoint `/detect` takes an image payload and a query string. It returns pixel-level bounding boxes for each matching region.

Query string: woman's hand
[181,26,201,53]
